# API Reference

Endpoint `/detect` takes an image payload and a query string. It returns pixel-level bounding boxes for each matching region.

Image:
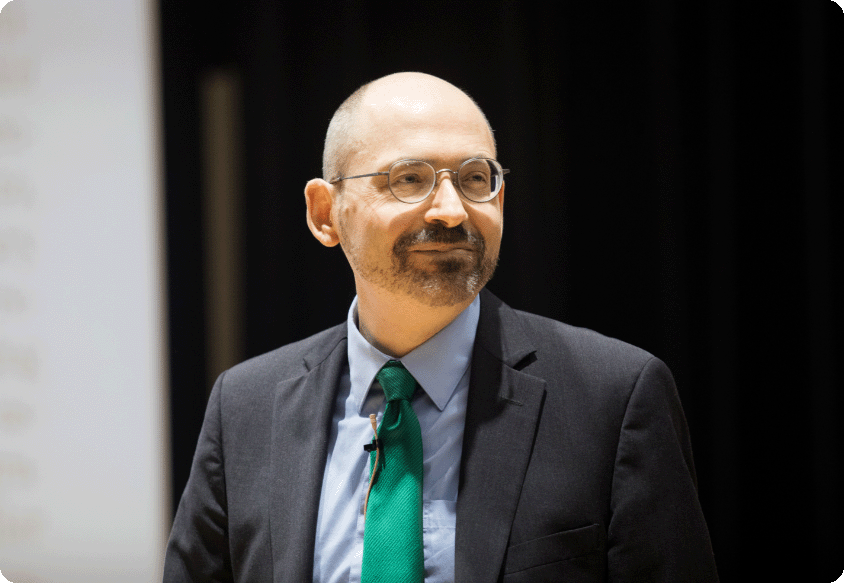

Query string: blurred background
[1,0,841,581]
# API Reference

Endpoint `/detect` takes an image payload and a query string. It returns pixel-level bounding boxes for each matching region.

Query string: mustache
[393,223,485,252]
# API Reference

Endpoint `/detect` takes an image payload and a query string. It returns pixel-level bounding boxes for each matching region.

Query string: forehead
[348,84,495,169]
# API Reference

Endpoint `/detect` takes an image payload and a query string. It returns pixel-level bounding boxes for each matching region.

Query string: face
[332,85,504,308]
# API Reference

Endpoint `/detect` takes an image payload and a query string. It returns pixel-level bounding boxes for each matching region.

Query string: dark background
[160,1,843,580]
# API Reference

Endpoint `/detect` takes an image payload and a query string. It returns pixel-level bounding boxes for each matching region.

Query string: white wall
[0,0,168,580]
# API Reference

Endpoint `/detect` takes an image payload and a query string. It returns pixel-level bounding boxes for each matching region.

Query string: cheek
[337,207,391,252]
[337,192,424,249]
[474,207,504,241]
[366,203,419,242]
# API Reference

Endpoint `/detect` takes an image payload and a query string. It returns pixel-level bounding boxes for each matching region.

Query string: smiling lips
[393,223,486,259]
[411,244,476,253]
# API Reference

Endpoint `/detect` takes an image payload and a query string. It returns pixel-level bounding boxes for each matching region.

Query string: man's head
[322,75,496,185]
[305,72,504,308]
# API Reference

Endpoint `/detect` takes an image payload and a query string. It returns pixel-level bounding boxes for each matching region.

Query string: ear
[304,178,340,247]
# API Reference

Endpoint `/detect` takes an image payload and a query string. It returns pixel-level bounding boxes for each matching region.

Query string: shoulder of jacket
[504,307,661,392]
[217,322,346,391]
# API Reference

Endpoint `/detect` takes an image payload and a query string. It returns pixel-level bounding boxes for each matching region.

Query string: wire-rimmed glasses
[330,158,509,203]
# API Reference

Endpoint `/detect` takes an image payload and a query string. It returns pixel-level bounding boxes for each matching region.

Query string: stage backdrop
[0,1,168,581]
[161,1,842,581]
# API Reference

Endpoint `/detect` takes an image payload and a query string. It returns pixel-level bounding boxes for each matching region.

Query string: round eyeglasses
[330,158,509,203]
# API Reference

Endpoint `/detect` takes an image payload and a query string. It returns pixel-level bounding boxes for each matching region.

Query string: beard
[342,221,499,308]
[392,223,498,306]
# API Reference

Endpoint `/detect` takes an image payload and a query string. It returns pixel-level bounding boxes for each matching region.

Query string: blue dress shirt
[312,294,480,583]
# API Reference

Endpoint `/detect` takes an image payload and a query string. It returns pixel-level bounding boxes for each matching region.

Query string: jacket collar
[475,288,537,369]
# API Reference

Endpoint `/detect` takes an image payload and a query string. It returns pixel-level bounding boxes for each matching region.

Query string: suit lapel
[269,327,346,582]
[264,293,542,581]
[455,290,547,582]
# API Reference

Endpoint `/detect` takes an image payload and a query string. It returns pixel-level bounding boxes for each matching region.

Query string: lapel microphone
[363,414,381,517]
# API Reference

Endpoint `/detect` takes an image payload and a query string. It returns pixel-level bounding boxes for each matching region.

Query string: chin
[402,268,487,308]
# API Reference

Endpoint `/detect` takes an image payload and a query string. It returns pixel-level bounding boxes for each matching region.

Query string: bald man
[163,73,719,582]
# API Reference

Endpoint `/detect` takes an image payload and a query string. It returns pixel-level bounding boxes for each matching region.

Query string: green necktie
[361,360,424,583]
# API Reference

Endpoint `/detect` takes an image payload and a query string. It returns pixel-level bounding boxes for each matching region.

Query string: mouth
[411,244,476,253]
[394,223,485,261]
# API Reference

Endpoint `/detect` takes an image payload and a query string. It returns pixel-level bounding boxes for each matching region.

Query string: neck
[355,286,475,358]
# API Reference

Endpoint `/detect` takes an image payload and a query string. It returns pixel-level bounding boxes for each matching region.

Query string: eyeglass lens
[388,159,503,203]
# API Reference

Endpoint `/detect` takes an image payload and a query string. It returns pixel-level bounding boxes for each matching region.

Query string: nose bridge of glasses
[431,167,461,195]
[427,168,469,221]
[433,167,459,186]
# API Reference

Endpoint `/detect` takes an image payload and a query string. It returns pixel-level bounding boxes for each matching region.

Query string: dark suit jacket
[164,289,719,582]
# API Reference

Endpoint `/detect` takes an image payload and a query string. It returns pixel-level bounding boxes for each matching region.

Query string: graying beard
[394,256,496,307]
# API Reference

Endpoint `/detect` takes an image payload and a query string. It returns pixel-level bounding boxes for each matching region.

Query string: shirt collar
[346,293,481,412]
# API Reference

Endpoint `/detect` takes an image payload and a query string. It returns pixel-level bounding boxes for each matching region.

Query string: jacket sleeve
[163,374,235,583]
[606,357,719,582]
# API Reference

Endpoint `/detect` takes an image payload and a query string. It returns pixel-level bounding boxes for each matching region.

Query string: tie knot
[376,360,417,402]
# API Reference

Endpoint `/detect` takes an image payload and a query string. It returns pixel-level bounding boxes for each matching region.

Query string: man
[164,72,719,582]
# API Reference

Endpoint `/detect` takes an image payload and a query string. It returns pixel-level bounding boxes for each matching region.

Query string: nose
[424,171,469,228]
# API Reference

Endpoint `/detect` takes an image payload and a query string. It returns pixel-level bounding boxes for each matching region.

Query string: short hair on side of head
[322,81,372,184]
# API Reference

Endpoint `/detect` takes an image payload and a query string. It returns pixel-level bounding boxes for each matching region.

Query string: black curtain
[161,1,843,580]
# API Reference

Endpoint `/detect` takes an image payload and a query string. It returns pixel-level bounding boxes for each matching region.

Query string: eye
[461,171,490,186]
[392,172,424,185]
